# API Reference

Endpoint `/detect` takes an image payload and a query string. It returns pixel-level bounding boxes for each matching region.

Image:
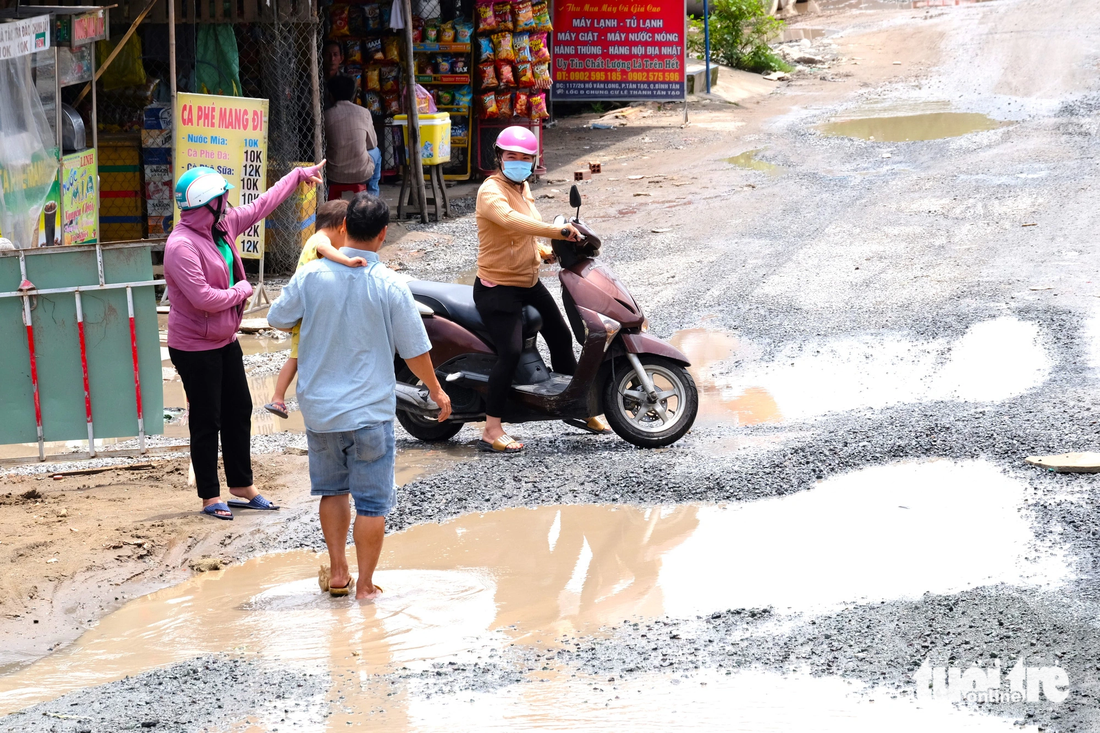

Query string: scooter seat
[407,281,543,345]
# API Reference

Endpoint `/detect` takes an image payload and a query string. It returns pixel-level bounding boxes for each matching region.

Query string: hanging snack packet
[384,93,402,115]
[477,0,498,33]
[363,91,383,116]
[532,2,552,31]
[381,65,400,93]
[364,37,384,61]
[365,65,381,92]
[425,21,439,42]
[515,61,535,88]
[496,91,513,118]
[493,2,514,32]
[497,61,515,87]
[479,36,495,61]
[456,21,473,43]
[530,92,549,119]
[329,5,351,36]
[493,32,515,62]
[364,4,382,31]
[533,62,551,87]
[513,32,532,63]
[479,60,498,89]
[455,85,474,107]
[381,3,392,26]
[437,89,455,106]
[481,91,500,119]
[348,6,367,36]
[452,56,469,73]
[514,0,536,31]
[383,36,402,61]
[530,32,551,63]
[344,40,363,65]
[513,90,530,117]
[440,21,456,43]
[412,16,424,42]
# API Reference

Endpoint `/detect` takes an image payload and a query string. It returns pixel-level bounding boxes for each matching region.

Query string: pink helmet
[495,126,539,157]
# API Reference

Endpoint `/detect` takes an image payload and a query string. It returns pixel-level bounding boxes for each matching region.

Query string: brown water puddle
[0,460,1065,728]
[237,332,292,356]
[724,149,783,176]
[778,27,831,41]
[819,112,1004,141]
[670,329,781,427]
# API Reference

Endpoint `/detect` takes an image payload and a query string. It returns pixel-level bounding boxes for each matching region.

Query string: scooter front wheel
[603,355,698,448]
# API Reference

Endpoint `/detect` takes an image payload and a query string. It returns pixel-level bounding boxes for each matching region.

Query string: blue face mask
[502,160,534,183]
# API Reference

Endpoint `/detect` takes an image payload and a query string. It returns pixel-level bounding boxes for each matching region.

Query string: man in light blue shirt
[268,193,451,601]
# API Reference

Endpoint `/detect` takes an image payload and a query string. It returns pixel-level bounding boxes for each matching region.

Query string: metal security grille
[5,0,325,273]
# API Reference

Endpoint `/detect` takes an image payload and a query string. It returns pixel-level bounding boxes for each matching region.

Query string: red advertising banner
[551,1,686,101]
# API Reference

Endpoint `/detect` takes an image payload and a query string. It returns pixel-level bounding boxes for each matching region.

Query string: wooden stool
[328,182,366,201]
[398,164,450,222]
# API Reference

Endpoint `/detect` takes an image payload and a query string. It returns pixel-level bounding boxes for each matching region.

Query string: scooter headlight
[598,315,621,351]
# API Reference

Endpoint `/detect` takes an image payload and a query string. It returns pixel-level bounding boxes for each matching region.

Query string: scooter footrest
[513,373,571,397]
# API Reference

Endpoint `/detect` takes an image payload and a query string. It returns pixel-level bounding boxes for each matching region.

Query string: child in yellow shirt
[264,199,366,418]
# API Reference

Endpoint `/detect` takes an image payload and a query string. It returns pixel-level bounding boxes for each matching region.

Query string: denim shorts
[306,421,396,517]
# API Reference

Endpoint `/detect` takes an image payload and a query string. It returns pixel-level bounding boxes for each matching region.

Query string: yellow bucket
[394,113,451,164]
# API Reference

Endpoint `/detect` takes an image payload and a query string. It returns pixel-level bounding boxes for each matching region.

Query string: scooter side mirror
[569,185,582,210]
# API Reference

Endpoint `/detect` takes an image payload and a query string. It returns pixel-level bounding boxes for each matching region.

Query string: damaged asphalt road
[4,0,1100,729]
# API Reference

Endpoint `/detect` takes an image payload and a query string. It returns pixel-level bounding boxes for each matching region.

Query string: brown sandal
[477,435,525,454]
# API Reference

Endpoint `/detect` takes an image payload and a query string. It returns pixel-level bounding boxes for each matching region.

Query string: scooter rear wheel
[603,355,698,448]
[395,368,464,442]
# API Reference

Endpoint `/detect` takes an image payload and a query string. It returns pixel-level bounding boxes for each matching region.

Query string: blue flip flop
[226,494,280,511]
[202,502,233,520]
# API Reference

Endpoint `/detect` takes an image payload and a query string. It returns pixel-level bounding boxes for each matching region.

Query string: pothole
[0,459,1065,722]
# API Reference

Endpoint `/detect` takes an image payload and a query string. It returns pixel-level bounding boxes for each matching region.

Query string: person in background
[325,75,382,198]
[166,162,325,520]
[267,193,451,599]
[264,199,369,420]
[473,126,610,454]
[322,41,345,109]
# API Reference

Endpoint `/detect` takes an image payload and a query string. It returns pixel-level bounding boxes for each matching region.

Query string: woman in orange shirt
[473,127,608,453]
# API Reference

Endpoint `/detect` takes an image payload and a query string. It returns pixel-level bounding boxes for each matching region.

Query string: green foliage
[687,0,791,74]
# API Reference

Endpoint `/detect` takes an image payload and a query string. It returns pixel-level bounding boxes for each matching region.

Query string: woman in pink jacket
[166,162,324,520]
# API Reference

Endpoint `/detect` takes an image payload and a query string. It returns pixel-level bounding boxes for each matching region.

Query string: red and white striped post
[73,291,96,457]
[125,286,146,454]
[17,253,44,461]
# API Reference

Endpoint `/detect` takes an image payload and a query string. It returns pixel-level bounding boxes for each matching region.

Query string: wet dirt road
[5,0,1100,729]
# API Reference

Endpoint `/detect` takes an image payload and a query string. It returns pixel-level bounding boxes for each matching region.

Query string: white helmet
[175,167,234,210]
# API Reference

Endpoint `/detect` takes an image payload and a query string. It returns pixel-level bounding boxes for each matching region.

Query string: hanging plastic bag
[0,55,59,248]
[389,0,405,30]
[96,35,148,91]
[414,84,438,114]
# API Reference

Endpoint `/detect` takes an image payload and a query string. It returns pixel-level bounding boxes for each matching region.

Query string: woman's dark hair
[315,199,348,231]
[345,193,389,242]
[327,75,357,103]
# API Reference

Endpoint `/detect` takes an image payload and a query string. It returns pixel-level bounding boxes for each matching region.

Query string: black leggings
[169,340,254,500]
[473,279,577,417]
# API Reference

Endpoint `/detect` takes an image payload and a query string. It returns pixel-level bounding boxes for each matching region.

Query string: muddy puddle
[724,149,783,175]
[674,316,1049,426]
[820,111,1004,142]
[777,26,832,41]
[0,459,1064,725]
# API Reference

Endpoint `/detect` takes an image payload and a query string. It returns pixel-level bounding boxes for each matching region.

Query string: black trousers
[169,341,254,500]
[474,279,577,417]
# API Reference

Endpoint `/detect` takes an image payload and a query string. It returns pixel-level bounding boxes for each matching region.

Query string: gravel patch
[0,655,328,733]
